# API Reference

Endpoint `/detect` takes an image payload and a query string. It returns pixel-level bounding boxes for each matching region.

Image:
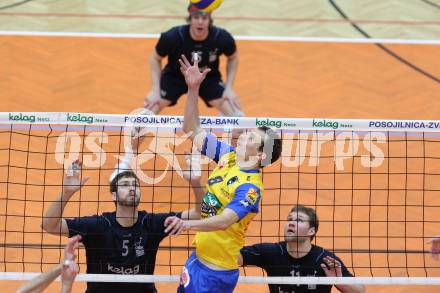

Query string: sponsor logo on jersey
[180,267,190,287]
[227,176,239,186]
[218,159,227,169]
[205,192,222,208]
[245,188,258,205]
[207,176,223,185]
[107,264,140,274]
[208,48,218,62]
[201,192,222,218]
[134,237,145,257]
[220,188,230,198]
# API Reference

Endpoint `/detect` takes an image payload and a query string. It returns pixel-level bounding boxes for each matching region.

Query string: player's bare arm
[222,51,240,108]
[180,152,205,220]
[180,54,210,150]
[41,160,89,236]
[144,51,164,112]
[17,236,80,293]
[164,208,239,235]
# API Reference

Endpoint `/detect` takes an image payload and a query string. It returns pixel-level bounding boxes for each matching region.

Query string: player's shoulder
[266,241,286,253]
[161,25,188,39]
[139,210,175,226]
[68,213,112,229]
[311,245,341,261]
[232,177,263,201]
[137,210,154,224]
[100,212,116,226]
[255,241,287,256]
[211,25,233,38]
[218,150,236,166]
[78,213,107,221]
[237,172,263,190]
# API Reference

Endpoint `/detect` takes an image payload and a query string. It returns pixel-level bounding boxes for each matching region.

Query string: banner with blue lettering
[1,112,440,132]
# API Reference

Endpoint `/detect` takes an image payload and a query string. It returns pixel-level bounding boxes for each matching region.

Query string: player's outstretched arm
[180,54,210,151]
[180,152,205,220]
[164,208,239,235]
[60,235,80,293]
[41,160,89,236]
[16,264,62,293]
[17,236,80,293]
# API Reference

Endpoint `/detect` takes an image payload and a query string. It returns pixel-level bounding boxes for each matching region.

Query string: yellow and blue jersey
[194,133,264,269]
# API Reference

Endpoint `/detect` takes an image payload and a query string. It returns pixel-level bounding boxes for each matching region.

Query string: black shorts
[160,72,225,107]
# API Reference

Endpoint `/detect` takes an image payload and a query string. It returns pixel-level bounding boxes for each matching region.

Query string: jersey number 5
[122,239,129,256]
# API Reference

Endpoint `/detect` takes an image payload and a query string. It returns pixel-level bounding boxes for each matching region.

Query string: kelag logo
[256,118,282,128]
[9,113,36,123]
[66,113,94,124]
[312,119,339,129]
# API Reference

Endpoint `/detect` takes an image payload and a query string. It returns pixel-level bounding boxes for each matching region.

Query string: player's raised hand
[63,235,81,262]
[61,258,79,288]
[179,54,211,89]
[182,152,202,185]
[63,160,89,198]
[61,235,81,287]
[428,235,440,260]
[321,256,343,277]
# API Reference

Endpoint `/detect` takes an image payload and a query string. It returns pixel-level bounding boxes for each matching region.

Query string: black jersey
[66,211,179,293]
[241,242,353,293]
[156,25,236,78]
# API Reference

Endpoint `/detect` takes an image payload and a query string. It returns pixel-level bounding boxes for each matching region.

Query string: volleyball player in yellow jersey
[164,55,282,293]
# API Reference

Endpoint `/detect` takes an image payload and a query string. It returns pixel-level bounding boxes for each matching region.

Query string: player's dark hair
[258,126,282,167]
[110,171,140,193]
[290,204,319,240]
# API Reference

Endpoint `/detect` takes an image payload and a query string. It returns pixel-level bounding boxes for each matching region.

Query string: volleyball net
[1,112,440,285]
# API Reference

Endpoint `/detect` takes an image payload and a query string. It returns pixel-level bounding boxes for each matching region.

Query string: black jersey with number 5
[66,211,179,293]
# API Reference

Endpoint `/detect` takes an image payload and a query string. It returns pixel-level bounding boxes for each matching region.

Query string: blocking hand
[182,152,202,185]
[321,256,342,277]
[63,160,89,198]
[179,54,211,89]
[61,235,81,285]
